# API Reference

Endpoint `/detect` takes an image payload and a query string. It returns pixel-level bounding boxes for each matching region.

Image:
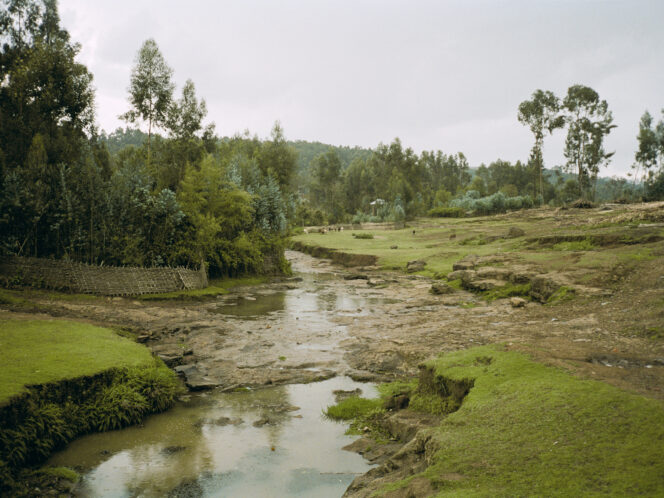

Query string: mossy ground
[343,346,664,496]
[0,319,156,404]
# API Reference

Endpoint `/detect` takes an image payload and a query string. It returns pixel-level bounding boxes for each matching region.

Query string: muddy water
[47,252,393,496]
[49,377,376,497]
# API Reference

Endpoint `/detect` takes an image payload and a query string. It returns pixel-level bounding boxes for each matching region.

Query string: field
[292,203,664,283]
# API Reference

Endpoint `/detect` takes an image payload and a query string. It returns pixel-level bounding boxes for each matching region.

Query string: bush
[352,232,374,239]
[427,207,465,218]
[452,192,534,215]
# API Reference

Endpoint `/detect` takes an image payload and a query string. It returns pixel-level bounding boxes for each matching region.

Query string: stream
[47,252,394,497]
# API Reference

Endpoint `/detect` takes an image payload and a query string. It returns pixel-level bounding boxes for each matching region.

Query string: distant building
[369,198,385,216]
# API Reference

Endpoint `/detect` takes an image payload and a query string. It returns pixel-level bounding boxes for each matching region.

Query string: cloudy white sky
[59,0,664,177]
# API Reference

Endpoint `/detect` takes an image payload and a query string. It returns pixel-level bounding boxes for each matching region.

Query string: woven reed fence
[0,256,208,296]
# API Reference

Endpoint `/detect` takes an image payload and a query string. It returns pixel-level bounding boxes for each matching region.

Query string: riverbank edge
[289,240,378,267]
[336,345,664,496]
[0,326,180,495]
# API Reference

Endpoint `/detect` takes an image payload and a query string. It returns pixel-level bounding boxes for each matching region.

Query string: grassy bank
[331,345,664,496]
[291,208,664,289]
[0,319,179,491]
[0,319,156,403]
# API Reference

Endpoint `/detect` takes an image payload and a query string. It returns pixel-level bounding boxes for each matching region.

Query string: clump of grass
[377,379,417,400]
[483,282,531,301]
[325,396,386,436]
[352,232,374,239]
[553,238,595,251]
[444,278,463,290]
[325,396,383,421]
[547,285,575,305]
[459,235,488,246]
[409,393,462,415]
[41,466,79,482]
[0,289,25,305]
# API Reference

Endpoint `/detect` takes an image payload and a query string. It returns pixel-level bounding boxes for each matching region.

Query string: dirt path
[3,248,663,401]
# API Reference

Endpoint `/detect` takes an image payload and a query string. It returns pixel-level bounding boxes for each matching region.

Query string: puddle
[48,377,376,497]
[213,293,287,318]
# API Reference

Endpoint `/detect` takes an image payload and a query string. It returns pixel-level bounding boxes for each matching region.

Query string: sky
[58,0,664,177]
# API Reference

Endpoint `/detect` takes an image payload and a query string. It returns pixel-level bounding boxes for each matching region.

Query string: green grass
[137,276,267,301]
[547,286,575,305]
[482,283,531,302]
[379,346,664,496]
[293,226,504,276]
[293,212,664,287]
[41,466,79,482]
[0,319,156,404]
[0,289,27,305]
[325,396,383,420]
[552,238,596,251]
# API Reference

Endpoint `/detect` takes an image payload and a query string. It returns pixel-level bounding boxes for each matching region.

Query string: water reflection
[48,377,377,497]
[212,293,287,318]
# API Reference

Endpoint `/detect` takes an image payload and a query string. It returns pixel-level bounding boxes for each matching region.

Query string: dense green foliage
[427,207,465,218]
[0,1,291,277]
[634,109,664,200]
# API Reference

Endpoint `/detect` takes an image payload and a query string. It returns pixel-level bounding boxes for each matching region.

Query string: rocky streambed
[17,248,664,496]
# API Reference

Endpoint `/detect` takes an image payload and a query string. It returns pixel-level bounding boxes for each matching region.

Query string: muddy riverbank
[14,248,661,401]
[3,240,664,496]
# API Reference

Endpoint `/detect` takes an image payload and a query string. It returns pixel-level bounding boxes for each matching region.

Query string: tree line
[296,87,664,224]
[0,0,293,276]
[2,0,663,264]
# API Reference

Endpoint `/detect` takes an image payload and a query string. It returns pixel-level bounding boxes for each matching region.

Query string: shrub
[452,192,534,215]
[352,232,374,239]
[427,207,465,218]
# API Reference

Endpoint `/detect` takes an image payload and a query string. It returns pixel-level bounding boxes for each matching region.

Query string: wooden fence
[0,256,208,296]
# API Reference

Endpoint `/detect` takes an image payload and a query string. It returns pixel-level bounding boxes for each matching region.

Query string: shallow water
[47,252,394,497]
[48,377,377,497]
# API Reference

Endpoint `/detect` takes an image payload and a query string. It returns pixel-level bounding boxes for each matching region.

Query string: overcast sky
[59,0,664,177]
